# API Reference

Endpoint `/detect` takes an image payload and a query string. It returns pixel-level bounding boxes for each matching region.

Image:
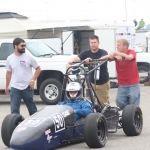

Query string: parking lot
[0,84,150,150]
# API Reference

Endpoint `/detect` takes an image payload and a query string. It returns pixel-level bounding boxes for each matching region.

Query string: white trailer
[43,21,136,78]
[39,21,150,83]
[144,32,150,52]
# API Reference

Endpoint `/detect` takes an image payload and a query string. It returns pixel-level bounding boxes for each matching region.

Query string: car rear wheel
[84,113,108,148]
[122,105,143,136]
[1,114,24,147]
[39,78,62,105]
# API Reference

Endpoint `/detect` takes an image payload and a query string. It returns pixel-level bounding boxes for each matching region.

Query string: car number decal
[50,113,65,132]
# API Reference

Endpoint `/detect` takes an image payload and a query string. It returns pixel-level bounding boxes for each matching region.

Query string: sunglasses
[20,44,26,47]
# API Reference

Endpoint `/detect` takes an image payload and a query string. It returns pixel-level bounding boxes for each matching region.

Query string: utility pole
[133,0,136,18]
[125,0,127,21]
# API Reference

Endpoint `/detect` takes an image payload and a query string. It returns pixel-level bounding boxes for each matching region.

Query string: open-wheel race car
[1,59,143,150]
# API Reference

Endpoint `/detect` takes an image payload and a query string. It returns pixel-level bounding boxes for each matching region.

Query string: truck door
[0,43,14,90]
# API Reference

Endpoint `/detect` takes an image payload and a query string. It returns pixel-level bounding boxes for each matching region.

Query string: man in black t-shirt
[68,35,110,107]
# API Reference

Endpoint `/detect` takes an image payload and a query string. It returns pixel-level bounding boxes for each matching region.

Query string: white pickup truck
[0,40,149,105]
[0,39,75,105]
[135,46,150,83]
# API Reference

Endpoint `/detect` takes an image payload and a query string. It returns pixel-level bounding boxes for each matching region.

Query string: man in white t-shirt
[5,38,41,115]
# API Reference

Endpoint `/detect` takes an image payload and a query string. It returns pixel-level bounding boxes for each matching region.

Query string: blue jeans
[10,86,37,115]
[116,83,140,110]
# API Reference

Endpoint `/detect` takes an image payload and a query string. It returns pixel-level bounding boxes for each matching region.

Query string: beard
[17,49,25,54]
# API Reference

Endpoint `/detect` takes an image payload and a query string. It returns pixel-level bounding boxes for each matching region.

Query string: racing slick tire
[39,78,62,105]
[1,114,24,147]
[83,113,108,148]
[122,105,143,136]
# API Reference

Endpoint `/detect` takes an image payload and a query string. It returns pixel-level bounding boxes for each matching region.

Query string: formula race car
[1,59,143,150]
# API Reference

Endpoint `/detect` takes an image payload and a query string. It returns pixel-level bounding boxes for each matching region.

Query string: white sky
[0,0,150,24]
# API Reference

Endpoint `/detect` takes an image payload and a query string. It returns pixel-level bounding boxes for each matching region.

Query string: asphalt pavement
[0,84,150,150]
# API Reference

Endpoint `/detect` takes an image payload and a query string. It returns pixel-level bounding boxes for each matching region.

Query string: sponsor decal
[22,118,46,127]
[47,134,52,141]
[50,113,65,132]
[46,134,52,143]
[62,110,70,117]
[45,129,51,135]
[20,60,26,67]
[16,126,27,132]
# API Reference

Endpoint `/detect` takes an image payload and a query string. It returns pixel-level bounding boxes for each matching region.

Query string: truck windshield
[26,41,59,57]
[135,45,143,53]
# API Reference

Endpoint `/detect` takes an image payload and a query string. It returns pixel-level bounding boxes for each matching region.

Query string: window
[135,45,143,53]
[0,43,14,60]
[26,41,59,57]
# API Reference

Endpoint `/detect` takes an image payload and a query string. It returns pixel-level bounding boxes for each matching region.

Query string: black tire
[39,78,62,105]
[138,66,149,83]
[1,114,24,147]
[122,105,143,136]
[84,113,108,148]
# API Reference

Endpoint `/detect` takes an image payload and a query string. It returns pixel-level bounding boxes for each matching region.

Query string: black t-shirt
[78,49,109,85]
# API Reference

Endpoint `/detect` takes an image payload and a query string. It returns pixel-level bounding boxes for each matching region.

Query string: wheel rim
[97,119,106,142]
[133,110,142,130]
[44,84,59,101]
[138,70,148,82]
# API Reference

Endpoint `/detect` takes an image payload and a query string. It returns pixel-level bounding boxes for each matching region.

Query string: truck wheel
[1,114,24,147]
[84,113,108,148]
[39,78,62,105]
[122,105,143,136]
[138,66,149,83]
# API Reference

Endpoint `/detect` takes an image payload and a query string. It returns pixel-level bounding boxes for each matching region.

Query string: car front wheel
[84,113,108,148]
[1,114,24,147]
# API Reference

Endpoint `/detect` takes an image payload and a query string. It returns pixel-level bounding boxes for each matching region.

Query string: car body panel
[10,105,84,150]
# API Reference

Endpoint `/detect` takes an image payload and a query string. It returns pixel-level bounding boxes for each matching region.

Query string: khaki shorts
[91,81,110,107]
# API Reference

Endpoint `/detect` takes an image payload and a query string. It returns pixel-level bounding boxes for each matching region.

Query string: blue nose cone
[10,118,53,150]
[10,135,47,150]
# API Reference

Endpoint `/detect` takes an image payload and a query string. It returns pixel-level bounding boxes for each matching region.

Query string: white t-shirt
[6,53,39,90]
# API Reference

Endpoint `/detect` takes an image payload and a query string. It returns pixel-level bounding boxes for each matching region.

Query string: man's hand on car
[109,52,115,58]
[84,57,92,64]
[68,59,74,65]
[114,55,123,60]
